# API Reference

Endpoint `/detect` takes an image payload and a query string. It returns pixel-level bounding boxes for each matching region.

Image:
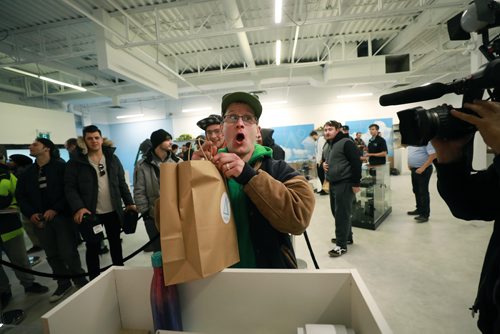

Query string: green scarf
[219,144,273,268]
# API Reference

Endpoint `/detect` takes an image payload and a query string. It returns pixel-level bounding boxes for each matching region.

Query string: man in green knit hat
[193,92,315,268]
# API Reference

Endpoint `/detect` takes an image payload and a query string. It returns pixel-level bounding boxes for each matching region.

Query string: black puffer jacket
[64,140,133,223]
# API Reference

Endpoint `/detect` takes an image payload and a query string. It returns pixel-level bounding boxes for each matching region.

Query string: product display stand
[352,163,392,230]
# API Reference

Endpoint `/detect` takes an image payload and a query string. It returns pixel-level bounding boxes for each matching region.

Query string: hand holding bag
[159,160,239,286]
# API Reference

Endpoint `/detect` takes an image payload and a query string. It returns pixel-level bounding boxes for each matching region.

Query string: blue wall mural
[271,124,315,162]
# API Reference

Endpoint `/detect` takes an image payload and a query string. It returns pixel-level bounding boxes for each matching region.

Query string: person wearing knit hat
[150,129,172,149]
[134,129,179,252]
[196,114,225,149]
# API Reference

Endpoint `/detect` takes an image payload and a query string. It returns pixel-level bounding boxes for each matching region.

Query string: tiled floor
[0,173,490,333]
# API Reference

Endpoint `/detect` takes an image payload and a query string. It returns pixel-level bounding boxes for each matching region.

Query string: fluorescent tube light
[275,0,283,24]
[276,40,282,66]
[4,67,39,78]
[182,107,213,113]
[116,113,144,119]
[39,76,87,92]
[337,93,374,99]
[4,67,87,92]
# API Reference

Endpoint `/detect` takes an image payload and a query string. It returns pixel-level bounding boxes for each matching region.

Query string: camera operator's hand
[453,100,500,155]
[431,136,471,164]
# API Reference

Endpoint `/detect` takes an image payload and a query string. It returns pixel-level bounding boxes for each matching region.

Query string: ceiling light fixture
[337,93,374,99]
[275,0,283,24]
[116,113,144,119]
[3,67,87,92]
[276,40,282,66]
[182,107,213,113]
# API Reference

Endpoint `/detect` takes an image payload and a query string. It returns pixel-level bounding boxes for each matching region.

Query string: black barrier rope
[0,233,160,279]
[303,231,319,269]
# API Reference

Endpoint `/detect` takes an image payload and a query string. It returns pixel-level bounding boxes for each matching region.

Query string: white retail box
[42,267,392,334]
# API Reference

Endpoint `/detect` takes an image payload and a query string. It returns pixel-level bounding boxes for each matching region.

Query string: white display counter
[42,267,392,334]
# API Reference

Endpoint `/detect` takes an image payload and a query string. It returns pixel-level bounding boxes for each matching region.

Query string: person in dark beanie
[16,138,88,302]
[134,129,179,252]
[64,125,136,280]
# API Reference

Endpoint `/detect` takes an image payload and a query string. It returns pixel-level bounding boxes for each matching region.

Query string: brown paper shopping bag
[159,160,239,286]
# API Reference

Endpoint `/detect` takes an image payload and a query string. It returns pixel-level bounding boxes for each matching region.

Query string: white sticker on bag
[220,192,231,224]
[93,224,104,234]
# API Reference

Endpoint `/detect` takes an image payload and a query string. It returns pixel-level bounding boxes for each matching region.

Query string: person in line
[432,100,500,334]
[313,129,328,195]
[134,129,179,252]
[341,125,354,141]
[64,138,79,160]
[354,132,366,156]
[0,155,49,307]
[365,123,387,166]
[8,154,42,255]
[66,138,108,253]
[16,138,87,302]
[193,91,315,268]
[406,142,436,223]
[322,121,361,257]
[197,114,226,149]
[64,125,136,280]
[259,128,285,161]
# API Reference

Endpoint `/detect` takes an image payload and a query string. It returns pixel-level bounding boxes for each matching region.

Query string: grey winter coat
[133,150,180,219]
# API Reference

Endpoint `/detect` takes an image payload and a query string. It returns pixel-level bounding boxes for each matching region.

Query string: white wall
[0,102,76,144]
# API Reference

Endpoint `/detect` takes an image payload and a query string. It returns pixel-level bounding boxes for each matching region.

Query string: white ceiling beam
[382,2,465,54]
[222,0,255,69]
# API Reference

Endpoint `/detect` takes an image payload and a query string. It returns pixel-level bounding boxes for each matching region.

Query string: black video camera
[379,0,500,146]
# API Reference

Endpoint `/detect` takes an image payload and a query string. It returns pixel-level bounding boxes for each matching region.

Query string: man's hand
[323,162,329,172]
[352,186,361,194]
[125,204,137,212]
[213,153,245,178]
[43,209,57,221]
[191,141,218,161]
[74,208,91,224]
[30,213,42,224]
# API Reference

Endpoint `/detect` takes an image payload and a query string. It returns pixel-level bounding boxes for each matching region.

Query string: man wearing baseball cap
[196,114,225,149]
[134,129,179,252]
[193,91,315,269]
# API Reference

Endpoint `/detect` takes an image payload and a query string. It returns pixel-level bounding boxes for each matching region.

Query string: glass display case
[352,163,392,230]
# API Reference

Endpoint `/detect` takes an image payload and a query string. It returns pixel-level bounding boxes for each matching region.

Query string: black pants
[144,217,161,252]
[317,163,325,186]
[410,165,433,218]
[86,211,123,280]
[329,182,354,248]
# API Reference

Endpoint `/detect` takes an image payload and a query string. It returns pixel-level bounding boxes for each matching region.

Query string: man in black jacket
[65,125,136,280]
[432,100,500,334]
[322,120,361,257]
[16,138,87,302]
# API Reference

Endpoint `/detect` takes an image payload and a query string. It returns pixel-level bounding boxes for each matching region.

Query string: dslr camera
[379,0,500,146]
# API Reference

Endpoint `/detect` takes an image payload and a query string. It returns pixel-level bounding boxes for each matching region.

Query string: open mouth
[235,133,245,143]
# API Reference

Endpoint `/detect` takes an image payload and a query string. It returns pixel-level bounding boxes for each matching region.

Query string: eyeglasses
[223,114,257,125]
[98,163,105,177]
